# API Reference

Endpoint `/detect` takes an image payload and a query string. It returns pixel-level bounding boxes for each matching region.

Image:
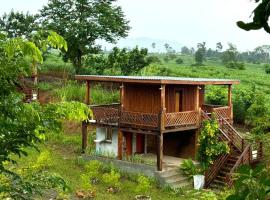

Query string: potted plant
[180,159,205,190]
[135,175,151,200]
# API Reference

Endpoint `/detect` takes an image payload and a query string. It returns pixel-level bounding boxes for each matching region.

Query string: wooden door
[136,134,145,154]
[175,90,183,112]
[125,132,133,156]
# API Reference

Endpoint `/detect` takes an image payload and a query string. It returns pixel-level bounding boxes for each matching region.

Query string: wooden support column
[117,130,123,160]
[228,84,233,122]
[157,84,165,171]
[117,83,124,160]
[82,81,90,153]
[82,121,88,153]
[157,134,163,171]
[85,81,90,105]
[195,85,201,126]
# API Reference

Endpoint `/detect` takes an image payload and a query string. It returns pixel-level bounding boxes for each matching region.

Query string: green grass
[8,130,229,200]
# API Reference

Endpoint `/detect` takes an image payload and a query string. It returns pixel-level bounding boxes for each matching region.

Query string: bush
[198,118,230,168]
[175,58,184,64]
[227,165,270,200]
[225,62,246,70]
[135,175,151,195]
[180,159,200,178]
[264,64,270,74]
[102,169,121,188]
[206,86,227,105]
[146,55,161,64]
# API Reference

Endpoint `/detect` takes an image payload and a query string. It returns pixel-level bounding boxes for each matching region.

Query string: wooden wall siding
[124,84,161,113]
[123,84,205,114]
[165,85,204,113]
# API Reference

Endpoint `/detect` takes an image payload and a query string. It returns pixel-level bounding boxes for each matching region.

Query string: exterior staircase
[155,167,193,189]
[202,110,263,188]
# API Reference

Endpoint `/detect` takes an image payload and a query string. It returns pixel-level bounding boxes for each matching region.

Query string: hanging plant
[198,117,230,169]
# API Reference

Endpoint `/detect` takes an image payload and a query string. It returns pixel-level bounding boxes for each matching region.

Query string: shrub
[175,58,184,64]
[135,175,151,195]
[84,160,102,180]
[198,118,230,168]
[225,62,246,70]
[32,150,53,171]
[146,55,161,64]
[102,169,121,188]
[180,159,200,178]
[227,165,270,200]
[206,86,227,105]
[264,64,270,74]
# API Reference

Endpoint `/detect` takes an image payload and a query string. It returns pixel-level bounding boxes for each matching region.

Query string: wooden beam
[117,130,123,160]
[157,133,163,171]
[81,121,88,153]
[85,81,90,105]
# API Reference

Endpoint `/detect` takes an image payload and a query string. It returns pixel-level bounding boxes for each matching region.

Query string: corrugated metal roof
[75,75,240,85]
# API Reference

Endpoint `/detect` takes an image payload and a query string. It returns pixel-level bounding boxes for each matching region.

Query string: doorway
[175,90,183,112]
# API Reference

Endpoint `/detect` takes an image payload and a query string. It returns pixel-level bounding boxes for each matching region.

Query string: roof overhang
[75,75,240,85]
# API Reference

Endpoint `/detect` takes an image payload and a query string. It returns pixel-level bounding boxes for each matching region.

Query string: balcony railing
[90,104,202,131]
[202,104,232,121]
[165,111,199,128]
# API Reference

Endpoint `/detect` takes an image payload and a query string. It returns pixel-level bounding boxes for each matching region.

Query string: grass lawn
[10,129,229,200]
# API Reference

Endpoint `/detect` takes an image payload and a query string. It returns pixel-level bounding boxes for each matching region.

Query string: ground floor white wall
[95,127,118,157]
[95,128,148,157]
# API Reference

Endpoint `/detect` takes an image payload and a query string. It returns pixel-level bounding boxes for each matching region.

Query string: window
[105,128,113,142]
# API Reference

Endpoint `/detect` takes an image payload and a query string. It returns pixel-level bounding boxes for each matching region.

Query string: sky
[0,0,269,51]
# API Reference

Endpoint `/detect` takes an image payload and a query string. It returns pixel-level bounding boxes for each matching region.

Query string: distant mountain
[98,37,183,52]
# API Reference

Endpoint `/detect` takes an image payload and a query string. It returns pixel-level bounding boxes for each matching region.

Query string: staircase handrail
[217,114,245,151]
[226,144,251,187]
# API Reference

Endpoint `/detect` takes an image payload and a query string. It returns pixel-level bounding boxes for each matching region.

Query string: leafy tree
[164,43,170,51]
[39,0,130,72]
[222,43,245,69]
[216,42,223,52]
[151,42,156,50]
[237,0,270,34]
[0,33,90,199]
[181,46,191,55]
[107,47,151,75]
[194,42,206,65]
[0,10,38,38]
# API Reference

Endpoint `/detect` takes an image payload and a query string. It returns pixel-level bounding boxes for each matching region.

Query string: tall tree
[151,42,156,50]
[39,0,130,72]
[194,42,206,65]
[0,10,38,38]
[216,42,223,52]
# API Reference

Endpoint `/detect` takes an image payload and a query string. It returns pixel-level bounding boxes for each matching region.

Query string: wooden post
[157,84,165,171]
[120,83,124,109]
[157,134,163,171]
[195,85,200,111]
[160,84,166,131]
[82,81,90,153]
[85,81,90,105]
[82,121,88,153]
[228,84,233,122]
[117,130,123,160]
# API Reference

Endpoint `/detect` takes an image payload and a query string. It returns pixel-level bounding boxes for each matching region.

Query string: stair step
[163,175,190,184]
[157,168,182,178]
[213,179,226,186]
[169,181,193,189]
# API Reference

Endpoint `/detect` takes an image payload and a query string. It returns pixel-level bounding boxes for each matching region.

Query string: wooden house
[75,75,263,187]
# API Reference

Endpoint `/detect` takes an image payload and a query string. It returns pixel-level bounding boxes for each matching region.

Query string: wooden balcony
[90,104,200,132]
